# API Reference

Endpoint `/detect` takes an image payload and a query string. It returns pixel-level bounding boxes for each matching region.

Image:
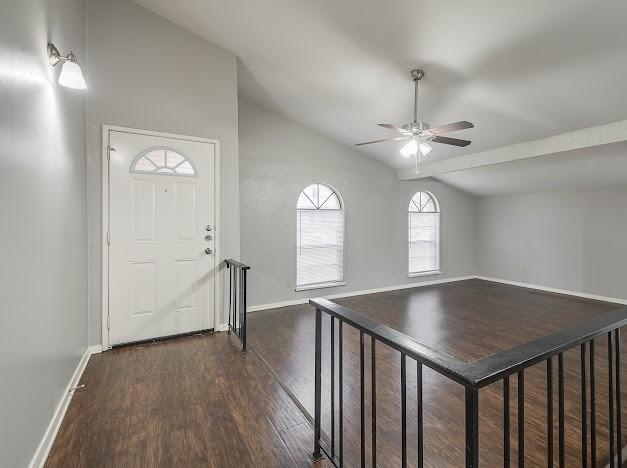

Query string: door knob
[204,248,213,255]
[204,234,213,241]
[205,225,213,232]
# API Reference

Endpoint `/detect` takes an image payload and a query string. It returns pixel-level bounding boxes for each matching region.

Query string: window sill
[408,270,442,278]
[295,281,347,292]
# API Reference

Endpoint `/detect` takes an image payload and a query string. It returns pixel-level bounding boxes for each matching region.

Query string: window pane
[320,193,340,210]
[156,167,175,174]
[134,156,156,173]
[303,185,319,206]
[175,161,195,175]
[317,184,332,206]
[166,151,185,168]
[145,150,165,167]
[297,192,316,209]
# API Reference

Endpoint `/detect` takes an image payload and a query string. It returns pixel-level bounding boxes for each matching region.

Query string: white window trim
[295,281,347,292]
[408,270,442,278]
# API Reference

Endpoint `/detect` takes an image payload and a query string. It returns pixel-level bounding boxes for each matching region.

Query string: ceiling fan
[356,69,474,170]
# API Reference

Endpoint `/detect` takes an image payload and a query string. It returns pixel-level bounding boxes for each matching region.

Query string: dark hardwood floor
[248,279,627,467]
[45,332,333,468]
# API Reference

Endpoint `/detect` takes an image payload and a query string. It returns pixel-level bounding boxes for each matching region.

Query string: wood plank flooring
[45,332,333,468]
[248,279,627,467]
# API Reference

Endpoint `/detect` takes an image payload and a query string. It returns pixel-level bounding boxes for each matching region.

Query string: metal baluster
[504,375,510,468]
[558,353,565,468]
[227,264,232,331]
[241,269,247,350]
[331,317,335,458]
[401,354,407,468]
[312,307,322,461]
[360,331,365,468]
[465,387,479,468]
[233,267,237,333]
[590,340,597,467]
[547,358,553,468]
[581,343,587,468]
[371,337,377,468]
[609,332,616,468]
[339,321,344,467]
[616,329,622,467]
[518,370,525,468]
[417,361,423,468]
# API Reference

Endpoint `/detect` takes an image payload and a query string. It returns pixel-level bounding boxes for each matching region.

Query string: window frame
[408,191,441,277]
[295,183,346,291]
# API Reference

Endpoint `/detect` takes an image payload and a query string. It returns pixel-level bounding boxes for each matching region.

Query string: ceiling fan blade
[377,123,412,135]
[429,121,474,135]
[355,136,409,146]
[431,135,472,147]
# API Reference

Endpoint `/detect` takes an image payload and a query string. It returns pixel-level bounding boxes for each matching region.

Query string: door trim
[101,125,221,350]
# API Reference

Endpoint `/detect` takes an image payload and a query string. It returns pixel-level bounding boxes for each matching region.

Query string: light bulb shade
[58,60,86,89]
[400,139,418,157]
[419,141,432,156]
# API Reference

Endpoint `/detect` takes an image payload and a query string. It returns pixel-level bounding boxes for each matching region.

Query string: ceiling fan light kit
[356,69,474,172]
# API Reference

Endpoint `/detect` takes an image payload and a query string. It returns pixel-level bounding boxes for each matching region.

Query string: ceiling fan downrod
[411,69,424,124]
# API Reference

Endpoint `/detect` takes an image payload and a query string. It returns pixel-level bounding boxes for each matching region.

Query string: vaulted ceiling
[133,0,627,194]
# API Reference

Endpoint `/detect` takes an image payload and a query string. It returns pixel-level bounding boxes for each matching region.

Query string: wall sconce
[47,42,86,90]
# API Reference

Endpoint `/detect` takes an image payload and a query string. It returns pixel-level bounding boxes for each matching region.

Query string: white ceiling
[133,0,627,192]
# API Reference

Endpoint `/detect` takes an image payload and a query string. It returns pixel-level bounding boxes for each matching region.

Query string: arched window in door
[131,147,197,176]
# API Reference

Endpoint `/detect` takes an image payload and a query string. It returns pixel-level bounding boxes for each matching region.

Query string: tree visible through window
[408,191,440,274]
[296,184,344,289]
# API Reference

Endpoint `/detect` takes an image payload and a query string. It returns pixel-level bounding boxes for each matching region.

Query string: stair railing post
[465,386,479,468]
[312,306,323,461]
[242,268,247,351]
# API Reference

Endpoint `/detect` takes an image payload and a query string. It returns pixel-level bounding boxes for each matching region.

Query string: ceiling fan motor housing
[411,69,425,81]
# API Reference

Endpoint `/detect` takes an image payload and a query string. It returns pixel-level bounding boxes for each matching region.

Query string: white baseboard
[475,276,627,305]
[215,323,229,332]
[28,348,92,468]
[247,275,476,312]
[88,344,103,355]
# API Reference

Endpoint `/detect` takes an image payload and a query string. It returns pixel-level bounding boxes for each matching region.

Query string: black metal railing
[225,259,250,350]
[310,297,627,468]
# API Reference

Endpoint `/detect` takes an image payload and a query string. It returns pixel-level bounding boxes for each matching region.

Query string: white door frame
[101,125,221,350]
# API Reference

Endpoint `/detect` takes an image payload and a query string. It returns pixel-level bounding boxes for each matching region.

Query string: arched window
[408,191,440,275]
[296,183,344,289]
[131,147,197,176]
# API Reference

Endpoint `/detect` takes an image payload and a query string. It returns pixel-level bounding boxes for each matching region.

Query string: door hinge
[106,231,110,245]
[107,146,115,160]
[107,313,110,330]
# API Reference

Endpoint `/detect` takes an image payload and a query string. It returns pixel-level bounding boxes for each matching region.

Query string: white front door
[107,129,217,346]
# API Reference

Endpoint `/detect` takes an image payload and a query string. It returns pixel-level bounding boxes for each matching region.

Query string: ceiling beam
[397,119,627,180]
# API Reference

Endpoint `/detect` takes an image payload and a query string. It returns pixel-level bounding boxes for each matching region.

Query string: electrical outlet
[287,279,293,288]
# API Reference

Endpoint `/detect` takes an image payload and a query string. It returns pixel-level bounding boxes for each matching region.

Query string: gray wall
[477,187,627,300]
[239,98,477,306]
[0,1,88,466]
[86,0,241,345]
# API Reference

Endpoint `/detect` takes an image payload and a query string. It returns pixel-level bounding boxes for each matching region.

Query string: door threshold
[111,328,215,349]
